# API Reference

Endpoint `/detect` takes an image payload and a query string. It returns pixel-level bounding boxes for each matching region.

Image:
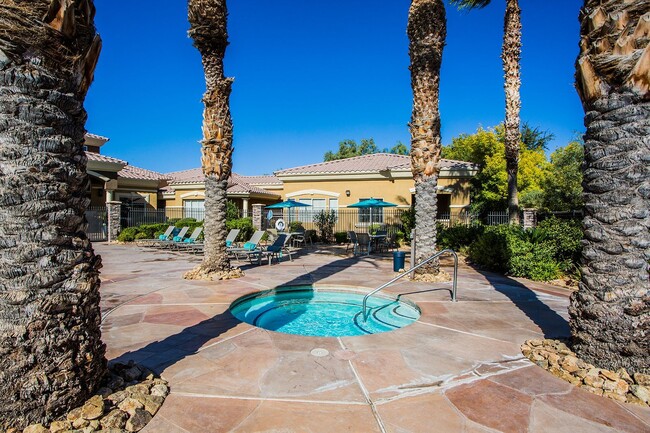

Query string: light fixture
[345,190,351,197]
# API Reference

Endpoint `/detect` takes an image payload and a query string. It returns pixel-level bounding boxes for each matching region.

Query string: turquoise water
[230,286,420,337]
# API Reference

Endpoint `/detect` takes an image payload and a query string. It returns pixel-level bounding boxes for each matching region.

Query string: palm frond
[449,0,491,10]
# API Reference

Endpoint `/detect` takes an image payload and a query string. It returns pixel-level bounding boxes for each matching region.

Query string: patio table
[368,234,386,254]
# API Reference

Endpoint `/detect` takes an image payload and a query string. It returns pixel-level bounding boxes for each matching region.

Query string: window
[358,198,383,224]
[184,199,205,221]
[329,199,339,215]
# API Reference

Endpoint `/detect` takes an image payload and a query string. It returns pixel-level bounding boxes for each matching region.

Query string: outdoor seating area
[96,243,650,432]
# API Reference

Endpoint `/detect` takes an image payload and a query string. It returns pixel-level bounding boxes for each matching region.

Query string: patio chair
[184,228,241,255]
[153,226,189,249]
[228,230,265,260]
[253,233,293,266]
[291,228,311,248]
[136,225,174,247]
[345,231,358,254]
[173,227,203,250]
[355,232,371,256]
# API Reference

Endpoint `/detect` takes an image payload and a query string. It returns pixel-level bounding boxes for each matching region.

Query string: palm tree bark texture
[450,0,522,225]
[408,0,446,279]
[0,0,106,428]
[185,0,242,280]
[571,0,649,374]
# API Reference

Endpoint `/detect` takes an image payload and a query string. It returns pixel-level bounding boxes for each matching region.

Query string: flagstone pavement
[96,243,650,433]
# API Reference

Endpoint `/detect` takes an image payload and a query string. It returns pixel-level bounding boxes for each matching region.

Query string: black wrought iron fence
[85,206,107,241]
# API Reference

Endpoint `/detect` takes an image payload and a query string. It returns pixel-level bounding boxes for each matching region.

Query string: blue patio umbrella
[266,199,312,226]
[348,198,397,230]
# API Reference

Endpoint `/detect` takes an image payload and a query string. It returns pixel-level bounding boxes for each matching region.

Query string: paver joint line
[171,391,369,405]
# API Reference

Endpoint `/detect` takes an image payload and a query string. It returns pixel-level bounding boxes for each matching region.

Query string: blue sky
[85,0,585,176]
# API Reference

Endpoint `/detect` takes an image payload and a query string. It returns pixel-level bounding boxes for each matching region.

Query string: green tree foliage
[521,122,555,151]
[323,138,409,161]
[442,126,549,214]
[541,139,584,211]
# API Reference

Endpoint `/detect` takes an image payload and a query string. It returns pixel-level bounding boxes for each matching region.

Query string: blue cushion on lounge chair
[243,242,256,250]
[173,236,182,242]
[159,234,168,240]
[184,238,194,243]
[226,240,232,247]
[267,245,281,252]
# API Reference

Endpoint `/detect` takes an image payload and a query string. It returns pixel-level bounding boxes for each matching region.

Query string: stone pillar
[107,200,122,243]
[242,198,249,218]
[523,208,537,230]
[252,204,264,231]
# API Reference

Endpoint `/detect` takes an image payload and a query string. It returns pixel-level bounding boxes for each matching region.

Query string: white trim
[286,189,340,198]
[449,205,469,208]
[87,170,110,182]
[180,191,205,199]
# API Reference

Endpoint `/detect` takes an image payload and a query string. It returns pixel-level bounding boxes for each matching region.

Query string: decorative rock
[547,352,560,366]
[106,375,125,391]
[96,387,113,398]
[101,409,129,430]
[630,385,650,404]
[581,385,604,396]
[125,384,149,396]
[88,419,100,430]
[67,407,84,423]
[107,391,129,405]
[23,424,48,433]
[633,373,650,387]
[81,395,105,421]
[126,409,152,432]
[72,417,89,429]
[141,395,164,416]
[627,393,647,406]
[560,356,579,373]
[615,379,630,395]
[602,379,618,392]
[603,391,627,402]
[118,398,144,416]
[529,339,543,347]
[150,384,168,397]
[49,420,71,433]
[584,373,605,389]
[123,366,142,382]
[617,368,633,384]
[600,369,619,381]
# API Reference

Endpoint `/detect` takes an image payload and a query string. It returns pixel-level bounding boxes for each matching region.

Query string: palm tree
[570,1,649,374]
[408,0,446,278]
[0,1,106,428]
[451,0,522,224]
[186,0,243,280]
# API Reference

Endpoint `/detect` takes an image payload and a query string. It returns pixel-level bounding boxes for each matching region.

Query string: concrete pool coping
[97,243,649,433]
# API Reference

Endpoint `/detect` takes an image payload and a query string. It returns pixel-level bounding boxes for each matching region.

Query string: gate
[86,206,108,242]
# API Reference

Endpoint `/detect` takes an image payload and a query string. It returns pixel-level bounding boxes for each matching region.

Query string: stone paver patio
[96,243,650,433]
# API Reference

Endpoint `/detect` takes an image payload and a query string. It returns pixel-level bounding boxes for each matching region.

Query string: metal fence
[85,206,107,241]
[121,206,212,227]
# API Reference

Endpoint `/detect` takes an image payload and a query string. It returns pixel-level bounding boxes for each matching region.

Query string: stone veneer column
[522,208,537,229]
[252,203,264,231]
[106,200,122,243]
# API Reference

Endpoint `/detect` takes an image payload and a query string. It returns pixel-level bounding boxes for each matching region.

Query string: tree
[520,122,555,151]
[0,1,106,428]
[185,0,242,280]
[451,0,522,224]
[323,138,408,161]
[569,1,649,374]
[442,126,549,215]
[542,140,584,211]
[408,0,446,278]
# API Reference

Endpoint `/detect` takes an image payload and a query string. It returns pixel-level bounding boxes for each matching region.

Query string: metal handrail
[362,249,458,321]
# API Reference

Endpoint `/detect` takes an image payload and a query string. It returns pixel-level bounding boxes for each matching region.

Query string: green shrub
[134,232,150,240]
[468,225,519,273]
[438,224,485,251]
[400,208,415,239]
[537,217,583,265]
[334,232,348,244]
[227,217,254,242]
[288,221,305,232]
[313,210,337,243]
[117,227,139,242]
[174,218,197,228]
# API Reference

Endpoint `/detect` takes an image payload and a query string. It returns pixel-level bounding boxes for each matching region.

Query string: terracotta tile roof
[84,132,110,142]
[118,165,169,181]
[274,153,478,175]
[166,169,280,197]
[86,152,126,165]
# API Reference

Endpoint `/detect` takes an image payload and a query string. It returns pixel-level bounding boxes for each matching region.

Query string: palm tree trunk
[408,0,446,277]
[502,0,522,225]
[185,0,242,280]
[570,0,649,374]
[0,1,106,428]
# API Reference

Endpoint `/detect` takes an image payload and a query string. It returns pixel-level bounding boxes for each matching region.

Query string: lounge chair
[173,227,203,250]
[184,228,240,255]
[228,230,265,260]
[257,233,293,265]
[152,226,190,249]
[346,231,358,254]
[136,225,175,247]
